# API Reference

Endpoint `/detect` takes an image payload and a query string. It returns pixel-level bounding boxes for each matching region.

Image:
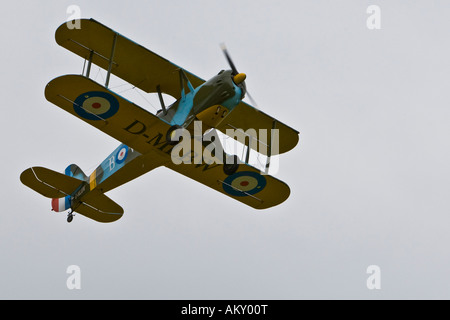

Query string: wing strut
[105,32,118,88]
[265,120,278,174]
[245,135,252,164]
[85,50,94,77]
[178,68,195,99]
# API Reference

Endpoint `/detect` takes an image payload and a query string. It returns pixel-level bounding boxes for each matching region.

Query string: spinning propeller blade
[220,43,239,75]
[220,43,258,108]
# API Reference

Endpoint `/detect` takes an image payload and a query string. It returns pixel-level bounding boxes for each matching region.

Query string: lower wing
[45,74,171,155]
[163,136,291,209]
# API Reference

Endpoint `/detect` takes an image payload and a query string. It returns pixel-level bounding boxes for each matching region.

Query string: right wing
[55,18,205,99]
[216,101,299,155]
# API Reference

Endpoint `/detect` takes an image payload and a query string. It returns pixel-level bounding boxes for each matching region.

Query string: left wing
[55,18,205,99]
[45,74,172,155]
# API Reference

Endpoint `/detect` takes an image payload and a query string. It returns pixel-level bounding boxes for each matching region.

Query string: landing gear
[223,155,239,175]
[67,210,74,223]
[166,125,183,145]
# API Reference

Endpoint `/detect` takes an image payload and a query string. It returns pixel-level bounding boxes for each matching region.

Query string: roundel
[73,91,119,120]
[115,145,129,164]
[222,171,267,197]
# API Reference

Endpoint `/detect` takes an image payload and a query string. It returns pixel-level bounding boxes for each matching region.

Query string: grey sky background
[1,0,450,299]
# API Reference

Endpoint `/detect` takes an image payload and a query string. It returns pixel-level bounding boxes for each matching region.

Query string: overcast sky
[2,0,450,299]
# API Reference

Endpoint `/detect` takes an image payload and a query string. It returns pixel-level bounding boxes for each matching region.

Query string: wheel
[67,211,74,223]
[166,125,183,145]
[223,155,239,175]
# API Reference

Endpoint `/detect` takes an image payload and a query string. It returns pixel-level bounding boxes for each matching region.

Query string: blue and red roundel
[73,91,119,120]
[115,145,129,164]
[222,171,267,197]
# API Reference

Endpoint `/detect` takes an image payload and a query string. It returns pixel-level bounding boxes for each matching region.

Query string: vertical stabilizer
[64,164,88,181]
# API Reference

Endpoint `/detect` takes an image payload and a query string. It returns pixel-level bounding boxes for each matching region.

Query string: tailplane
[75,190,124,223]
[20,166,123,223]
[20,167,81,198]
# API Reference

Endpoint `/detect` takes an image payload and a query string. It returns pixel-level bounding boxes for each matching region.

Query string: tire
[166,125,183,145]
[223,155,239,175]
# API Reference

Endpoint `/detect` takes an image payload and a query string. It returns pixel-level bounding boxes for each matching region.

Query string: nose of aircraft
[233,73,246,85]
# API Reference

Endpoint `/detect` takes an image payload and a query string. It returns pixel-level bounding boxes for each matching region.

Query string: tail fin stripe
[89,169,97,190]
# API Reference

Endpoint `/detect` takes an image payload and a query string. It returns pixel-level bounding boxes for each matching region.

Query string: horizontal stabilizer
[45,74,171,155]
[164,134,291,209]
[76,190,123,223]
[20,167,81,198]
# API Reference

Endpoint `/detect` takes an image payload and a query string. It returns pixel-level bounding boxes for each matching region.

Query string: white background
[1,0,450,299]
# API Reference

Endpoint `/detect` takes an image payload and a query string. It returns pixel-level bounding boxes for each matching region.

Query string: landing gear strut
[223,155,240,175]
[166,125,184,145]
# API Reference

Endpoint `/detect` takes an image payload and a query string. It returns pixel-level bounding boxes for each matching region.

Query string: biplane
[20,19,299,223]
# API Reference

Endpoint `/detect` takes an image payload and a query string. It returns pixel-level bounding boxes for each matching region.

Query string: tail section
[75,190,124,223]
[20,167,82,198]
[50,164,87,212]
[20,165,123,223]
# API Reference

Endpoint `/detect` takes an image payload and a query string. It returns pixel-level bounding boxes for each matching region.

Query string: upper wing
[55,18,204,99]
[45,74,172,155]
[216,101,299,155]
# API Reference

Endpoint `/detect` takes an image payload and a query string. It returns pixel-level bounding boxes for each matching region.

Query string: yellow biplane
[20,19,299,223]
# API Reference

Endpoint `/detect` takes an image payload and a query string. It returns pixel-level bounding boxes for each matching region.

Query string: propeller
[220,43,258,108]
